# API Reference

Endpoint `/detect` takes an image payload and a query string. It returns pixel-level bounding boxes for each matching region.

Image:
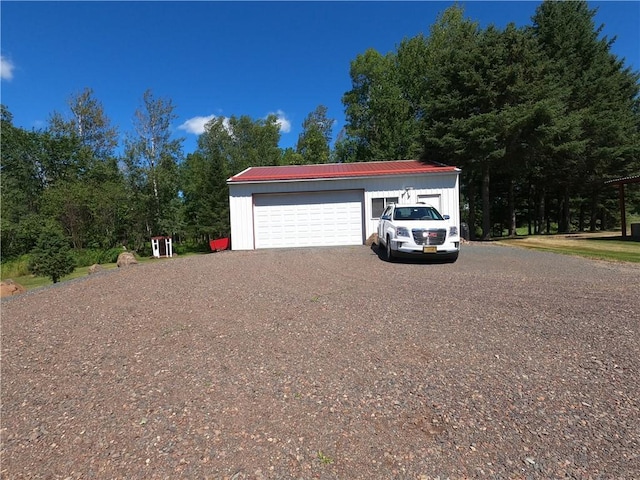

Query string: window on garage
[418,194,441,211]
[372,197,398,218]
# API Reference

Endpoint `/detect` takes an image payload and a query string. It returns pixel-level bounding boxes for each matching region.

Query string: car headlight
[449,226,458,237]
[395,227,410,237]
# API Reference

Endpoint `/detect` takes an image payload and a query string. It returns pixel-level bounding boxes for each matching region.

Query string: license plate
[423,246,437,253]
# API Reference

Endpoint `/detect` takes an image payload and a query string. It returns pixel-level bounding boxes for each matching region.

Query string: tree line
[1,1,638,270]
[336,1,639,239]
[0,89,335,263]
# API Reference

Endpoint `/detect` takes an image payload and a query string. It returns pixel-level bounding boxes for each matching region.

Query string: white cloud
[178,115,216,135]
[1,55,15,81]
[271,110,291,133]
[182,111,291,136]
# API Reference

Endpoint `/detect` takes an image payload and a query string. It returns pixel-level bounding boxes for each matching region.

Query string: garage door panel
[254,191,363,249]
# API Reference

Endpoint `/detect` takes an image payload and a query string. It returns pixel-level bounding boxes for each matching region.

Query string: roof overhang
[605,174,640,186]
[227,160,460,185]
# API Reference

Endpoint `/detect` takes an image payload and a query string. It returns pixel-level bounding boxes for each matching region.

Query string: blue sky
[2,1,639,156]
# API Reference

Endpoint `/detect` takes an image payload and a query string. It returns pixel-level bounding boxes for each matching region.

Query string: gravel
[1,243,639,479]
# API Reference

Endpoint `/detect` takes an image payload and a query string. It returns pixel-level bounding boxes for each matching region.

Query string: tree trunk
[537,186,546,234]
[527,181,533,235]
[601,207,608,230]
[508,178,516,237]
[481,162,491,240]
[468,181,477,241]
[589,195,598,231]
[558,186,571,233]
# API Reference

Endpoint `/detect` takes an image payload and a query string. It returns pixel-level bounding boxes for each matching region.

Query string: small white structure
[151,236,173,258]
[227,160,460,250]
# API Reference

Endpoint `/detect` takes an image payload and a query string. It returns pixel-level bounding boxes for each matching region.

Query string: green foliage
[123,89,184,239]
[280,147,305,165]
[184,133,230,240]
[332,128,360,163]
[340,1,639,239]
[1,255,32,279]
[71,247,125,267]
[317,451,334,465]
[0,113,47,259]
[180,113,283,246]
[173,241,210,255]
[48,87,119,159]
[296,105,334,164]
[226,114,282,174]
[342,48,421,161]
[7,262,122,292]
[28,224,76,283]
[2,2,638,268]
[99,247,126,264]
[1,214,47,261]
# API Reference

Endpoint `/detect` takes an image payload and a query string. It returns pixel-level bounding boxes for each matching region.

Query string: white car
[377,203,460,262]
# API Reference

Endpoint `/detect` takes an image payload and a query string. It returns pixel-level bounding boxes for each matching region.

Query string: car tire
[386,235,395,262]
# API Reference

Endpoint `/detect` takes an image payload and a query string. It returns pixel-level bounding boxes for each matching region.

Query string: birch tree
[49,87,118,160]
[124,89,183,238]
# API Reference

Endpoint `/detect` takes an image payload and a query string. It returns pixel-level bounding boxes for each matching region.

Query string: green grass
[2,255,159,292]
[628,213,640,224]
[0,255,32,279]
[2,252,210,292]
[317,451,334,465]
[496,233,640,263]
[5,263,119,290]
[506,243,639,262]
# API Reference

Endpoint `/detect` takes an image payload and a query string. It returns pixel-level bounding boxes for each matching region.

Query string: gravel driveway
[2,243,639,479]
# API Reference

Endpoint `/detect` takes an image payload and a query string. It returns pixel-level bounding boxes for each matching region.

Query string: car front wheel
[386,235,395,262]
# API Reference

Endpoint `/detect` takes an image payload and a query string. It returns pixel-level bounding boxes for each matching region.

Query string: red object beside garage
[209,237,230,252]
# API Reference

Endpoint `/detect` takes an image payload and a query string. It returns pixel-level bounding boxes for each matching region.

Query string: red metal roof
[227,160,458,183]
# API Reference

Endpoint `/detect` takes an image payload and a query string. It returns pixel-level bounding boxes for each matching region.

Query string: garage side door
[253,190,364,249]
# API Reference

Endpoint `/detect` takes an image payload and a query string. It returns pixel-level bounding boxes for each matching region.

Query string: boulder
[0,280,27,298]
[365,233,379,247]
[88,264,103,275]
[116,252,138,268]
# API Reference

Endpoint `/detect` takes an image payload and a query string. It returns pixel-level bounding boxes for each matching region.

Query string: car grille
[412,228,447,246]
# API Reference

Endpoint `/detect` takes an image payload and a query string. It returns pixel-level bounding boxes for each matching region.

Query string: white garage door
[254,190,364,249]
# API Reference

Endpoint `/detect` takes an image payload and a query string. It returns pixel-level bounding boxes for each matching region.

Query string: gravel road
[1,243,639,479]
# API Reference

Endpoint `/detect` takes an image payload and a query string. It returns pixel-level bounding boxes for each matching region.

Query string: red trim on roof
[227,160,458,183]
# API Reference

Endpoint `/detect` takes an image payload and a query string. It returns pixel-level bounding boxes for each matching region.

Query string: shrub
[99,247,126,264]
[0,255,32,279]
[28,226,75,283]
[72,249,104,267]
[71,247,127,267]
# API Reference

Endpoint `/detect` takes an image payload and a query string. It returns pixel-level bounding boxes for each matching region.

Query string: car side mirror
[443,215,450,220]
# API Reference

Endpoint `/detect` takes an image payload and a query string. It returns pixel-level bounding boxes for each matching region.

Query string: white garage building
[227,159,460,250]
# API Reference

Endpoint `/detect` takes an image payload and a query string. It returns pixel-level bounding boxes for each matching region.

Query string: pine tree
[28,225,75,283]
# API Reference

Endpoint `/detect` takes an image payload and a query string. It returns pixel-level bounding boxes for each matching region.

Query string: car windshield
[393,206,444,221]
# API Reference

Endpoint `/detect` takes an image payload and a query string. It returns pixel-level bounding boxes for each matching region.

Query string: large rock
[365,233,379,247]
[1,280,26,298]
[116,252,138,268]
[88,264,103,275]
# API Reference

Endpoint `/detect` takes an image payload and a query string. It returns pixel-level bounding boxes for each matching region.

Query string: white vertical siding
[362,172,460,240]
[229,185,255,250]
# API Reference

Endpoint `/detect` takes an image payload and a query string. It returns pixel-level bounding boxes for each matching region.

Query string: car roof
[392,203,436,208]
